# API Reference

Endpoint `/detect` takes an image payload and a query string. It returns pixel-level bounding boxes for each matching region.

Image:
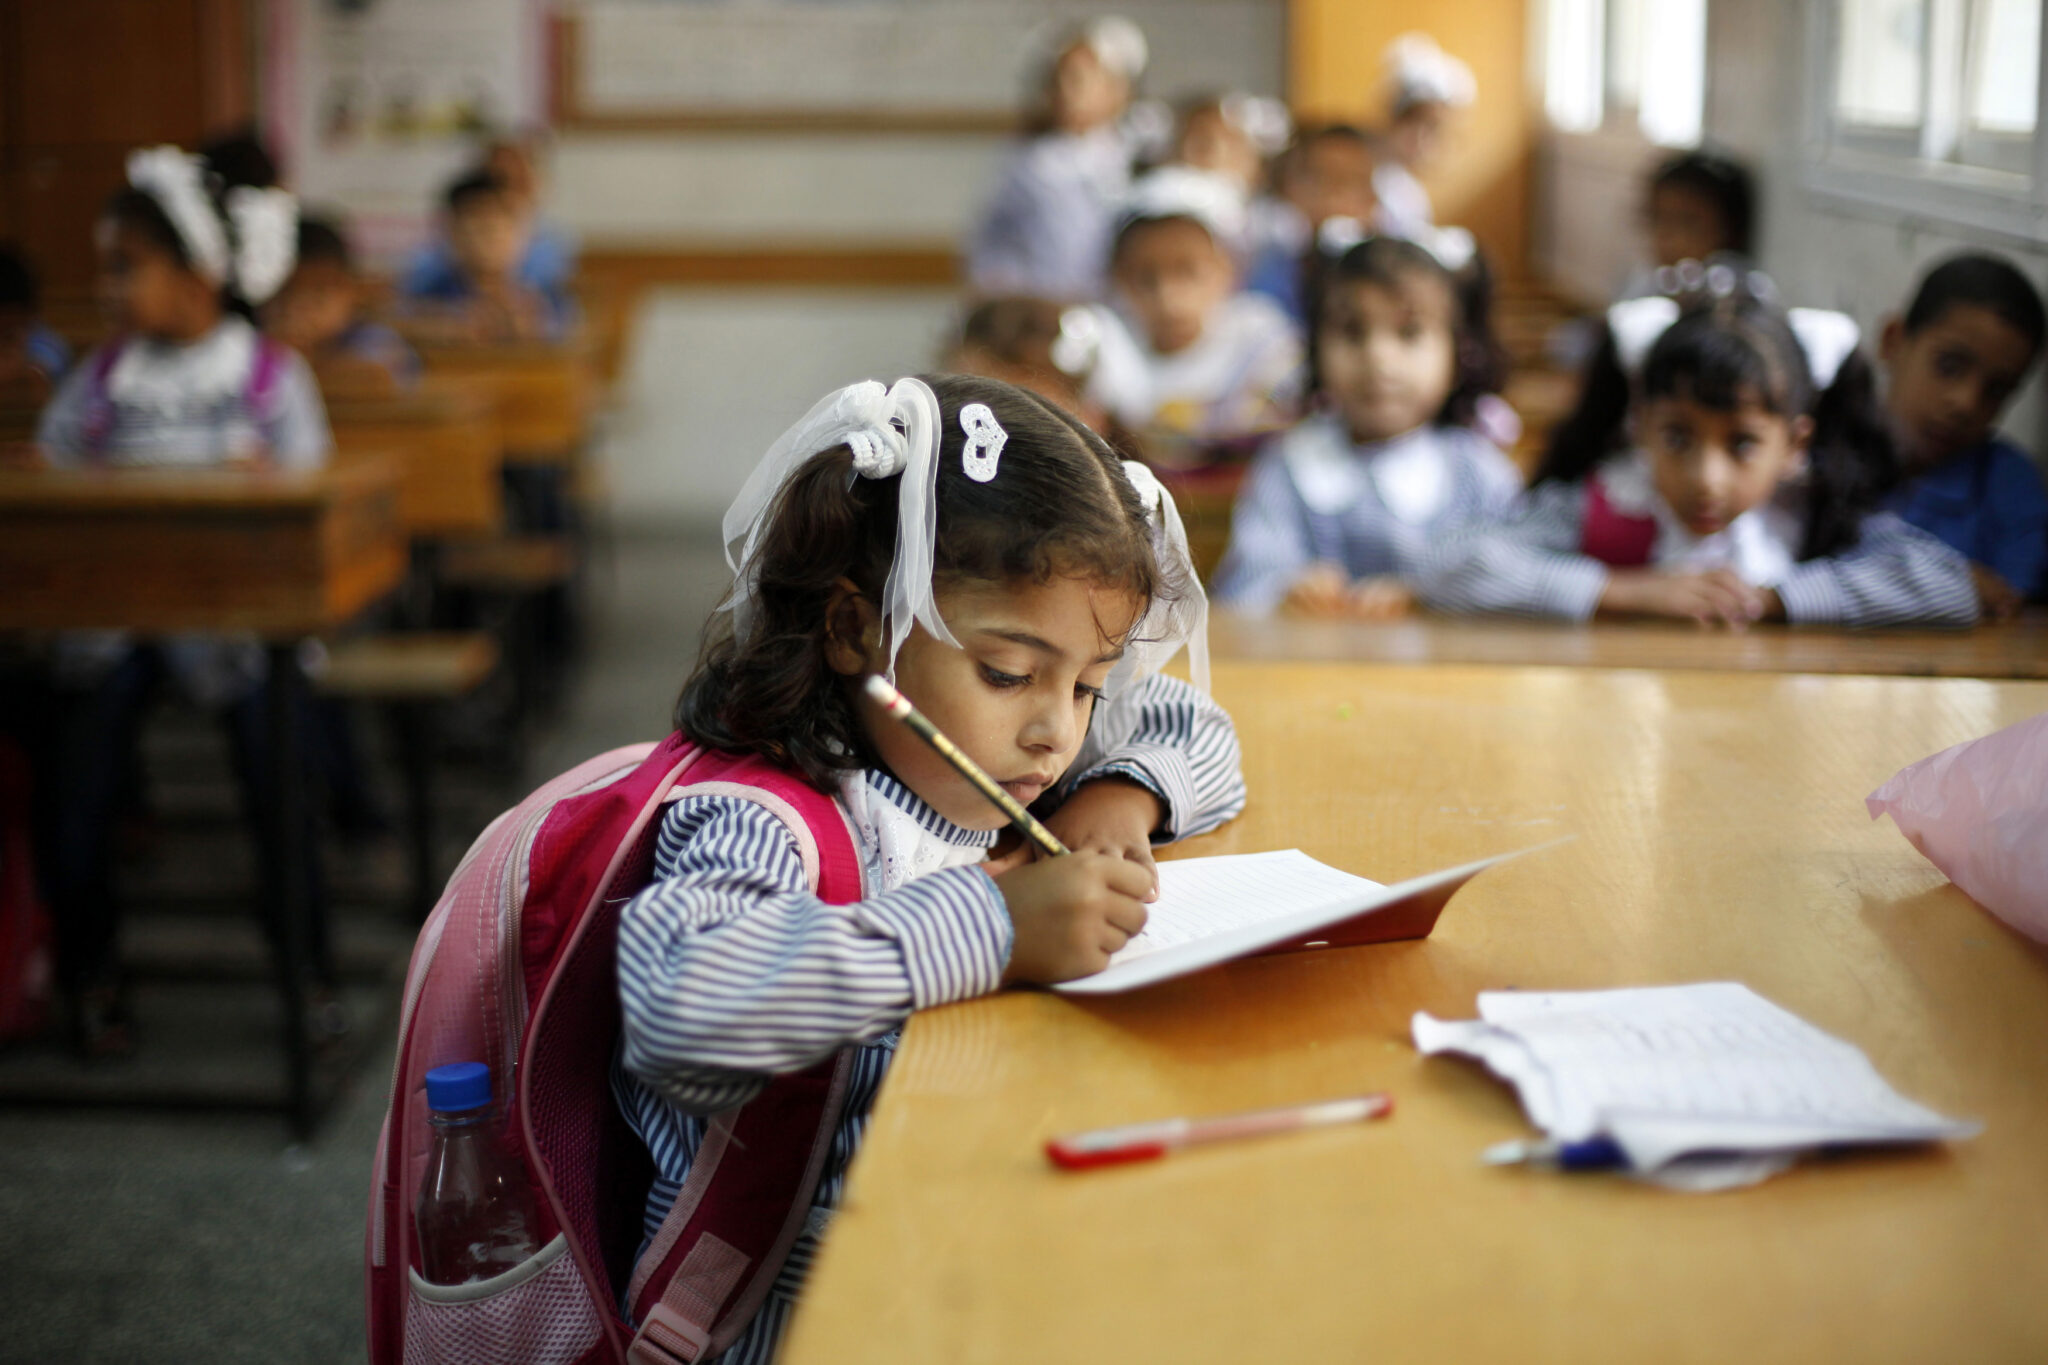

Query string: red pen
[1046,1093,1393,1170]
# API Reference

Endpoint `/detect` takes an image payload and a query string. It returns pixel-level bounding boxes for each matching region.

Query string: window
[1829,0,2041,174]
[1542,0,1707,146]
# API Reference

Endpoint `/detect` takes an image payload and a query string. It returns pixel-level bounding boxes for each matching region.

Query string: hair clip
[959,403,1006,483]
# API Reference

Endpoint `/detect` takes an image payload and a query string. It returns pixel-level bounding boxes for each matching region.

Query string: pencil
[863,674,1069,858]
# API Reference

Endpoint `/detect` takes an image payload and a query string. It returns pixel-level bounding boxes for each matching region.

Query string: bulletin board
[555,0,1287,133]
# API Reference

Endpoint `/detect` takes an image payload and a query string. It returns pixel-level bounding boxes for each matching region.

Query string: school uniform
[1213,414,1523,613]
[967,127,1133,300]
[1886,437,2048,599]
[1084,293,1304,444]
[1416,451,1982,626]
[325,318,423,389]
[613,673,1246,1365]
[402,223,578,314]
[1372,162,1435,240]
[33,315,337,993]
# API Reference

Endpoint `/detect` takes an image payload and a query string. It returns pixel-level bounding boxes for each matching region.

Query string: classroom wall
[1534,0,2048,456]
[1288,0,1533,276]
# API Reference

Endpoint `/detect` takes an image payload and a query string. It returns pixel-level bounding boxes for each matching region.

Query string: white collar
[839,768,996,896]
[106,317,257,414]
[1599,452,1800,587]
[1285,417,1451,523]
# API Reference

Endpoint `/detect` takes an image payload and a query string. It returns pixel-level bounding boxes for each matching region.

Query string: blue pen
[1482,1135,1630,1171]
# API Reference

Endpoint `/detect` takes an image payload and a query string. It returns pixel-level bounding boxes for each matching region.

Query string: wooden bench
[315,631,500,917]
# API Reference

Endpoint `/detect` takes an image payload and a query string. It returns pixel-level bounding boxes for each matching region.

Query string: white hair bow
[1082,15,1149,81]
[1607,296,1682,377]
[1386,32,1477,111]
[721,378,949,676]
[1607,296,1862,389]
[226,186,298,306]
[126,147,231,287]
[1119,166,1248,251]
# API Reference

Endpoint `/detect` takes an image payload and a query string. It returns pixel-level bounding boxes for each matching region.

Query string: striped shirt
[1416,474,1982,627]
[1212,416,1524,613]
[613,672,1246,1364]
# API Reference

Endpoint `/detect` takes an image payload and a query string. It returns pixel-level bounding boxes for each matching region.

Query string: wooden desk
[1209,610,2048,680]
[415,342,594,464]
[0,461,406,1136]
[329,388,504,537]
[784,663,2048,1365]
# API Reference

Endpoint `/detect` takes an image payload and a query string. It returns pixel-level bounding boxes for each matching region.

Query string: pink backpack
[365,733,863,1365]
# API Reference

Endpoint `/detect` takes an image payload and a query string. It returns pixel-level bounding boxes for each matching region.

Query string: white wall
[1534,0,2048,454]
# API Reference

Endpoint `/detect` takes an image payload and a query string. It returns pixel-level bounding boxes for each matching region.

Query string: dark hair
[1903,252,2047,356]
[675,373,1169,788]
[1536,285,1897,560]
[295,215,354,272]
[0,245,37,311]
[444,169,507,215]
[1304,235,1506,428]
[1110,209,1224,265]
[199,127,279,191]
[103,188,191,269]
[1649,151,1756,256]
[1295,122,1372,154]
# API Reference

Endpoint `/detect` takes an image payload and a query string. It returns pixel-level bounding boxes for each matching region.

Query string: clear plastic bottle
[414,1061,544,1286]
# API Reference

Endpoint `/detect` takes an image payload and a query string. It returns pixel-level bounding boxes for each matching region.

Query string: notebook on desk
[1055,843,1556,996]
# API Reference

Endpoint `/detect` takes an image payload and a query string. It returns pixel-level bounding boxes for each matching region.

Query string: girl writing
[34,146,334,1057]
[1213,232,1519,617]
[614,373,1245,1362]
[1418,273,1980,627]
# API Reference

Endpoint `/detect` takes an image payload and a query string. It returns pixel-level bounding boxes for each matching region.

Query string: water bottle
[415,1062,543,1286]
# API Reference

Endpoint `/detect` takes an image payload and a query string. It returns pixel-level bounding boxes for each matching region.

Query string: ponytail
[1532,325,1632,486]
[1799,348,1898,559]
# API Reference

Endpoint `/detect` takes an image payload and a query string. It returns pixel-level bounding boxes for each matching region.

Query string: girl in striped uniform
[613,373,1245,1364]
[1418,270,1980,628]
[1212,232,1520,618]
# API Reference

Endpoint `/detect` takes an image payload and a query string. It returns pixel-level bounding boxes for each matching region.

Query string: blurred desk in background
[783,661,2048,1365]
[0,460,407,1137]
[1207,610,2048,680]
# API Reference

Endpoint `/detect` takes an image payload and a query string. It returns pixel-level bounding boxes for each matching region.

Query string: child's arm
[1978,449,2048,601]
[1063,672,1247,844]
[619,795,1013,1115]
[32,362,94,464]
[1768,513,1982,627]
[262,351,333,470]
[1414,481,1610,619]
[1212,445,1320,614]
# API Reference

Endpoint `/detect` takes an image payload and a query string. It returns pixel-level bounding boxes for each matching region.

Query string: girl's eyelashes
[978,664,1030,689]
[1075,681,1108,702]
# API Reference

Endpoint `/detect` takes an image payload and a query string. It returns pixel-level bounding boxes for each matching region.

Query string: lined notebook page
[1109,851,1382,967]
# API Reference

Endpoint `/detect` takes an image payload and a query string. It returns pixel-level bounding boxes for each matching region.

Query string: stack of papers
[1414,982,1980,1190]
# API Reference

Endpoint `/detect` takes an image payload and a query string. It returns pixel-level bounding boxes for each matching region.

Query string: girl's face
[1647,184,1730,269]
[1111,217,1235,356]
[1281,137,1377,229]
[1176,108,1262,193]
[1639,391,1813,537]
[830,574,1141,831]
[1050,45,1127,136]
[1317,274,1458,443]
[97,218,217,341]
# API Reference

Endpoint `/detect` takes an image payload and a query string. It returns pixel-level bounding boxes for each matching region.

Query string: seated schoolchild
[402,135,577,302]
[263,216,420,389]
[1878,253,2048,616]
[1084,167,1303,462]
[35,146,339,1057]
[1243,124,1379,326]
[1418,272,1980,628]
[0,247,71,392]
[400,169,567,343]
[1372,33,1475,241]
[1173,92,1291,201]
[942,295,1110,431]
[1213,233,1519,617]
[967,17,1150,300]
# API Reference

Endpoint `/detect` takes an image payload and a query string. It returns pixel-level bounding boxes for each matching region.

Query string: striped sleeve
[33,361,93,463]
[263,350,333,469]
[1211,440,1315,614]
[1415,480,1610,620]
[617,794,1012,1116]
[1774,513,1981,627]
[1065,672,1248,842]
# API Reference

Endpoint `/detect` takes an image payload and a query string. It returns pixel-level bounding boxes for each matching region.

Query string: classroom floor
[0,529,730,1365]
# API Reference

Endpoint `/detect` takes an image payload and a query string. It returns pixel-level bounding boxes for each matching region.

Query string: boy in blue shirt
[1880,253,2048,616]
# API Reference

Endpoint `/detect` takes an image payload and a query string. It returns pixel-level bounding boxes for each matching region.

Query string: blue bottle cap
[424,1061,493,1114]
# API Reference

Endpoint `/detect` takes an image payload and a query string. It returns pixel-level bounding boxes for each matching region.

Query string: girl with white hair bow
[1416,277,1983,628]
[616,373,1244,1365]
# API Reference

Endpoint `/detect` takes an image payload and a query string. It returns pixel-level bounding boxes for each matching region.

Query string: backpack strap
[625,754,863,1365]
[79,339,127,457]
[1580,478,1659,568]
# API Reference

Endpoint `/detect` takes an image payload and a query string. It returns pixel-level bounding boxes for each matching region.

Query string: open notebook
[1055,843,1554,996]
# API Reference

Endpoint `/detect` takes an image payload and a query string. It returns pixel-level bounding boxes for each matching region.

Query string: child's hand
[1970,563,2023,622]
[1281,563,1353,617]
[1599,568,1766,629]
[994,852,1153,984]
[1039,779,1163,900]
[1345,575,1415,620]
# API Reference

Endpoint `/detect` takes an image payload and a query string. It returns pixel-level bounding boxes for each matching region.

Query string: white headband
[720,380,1210,700]
[125,145,298,305]
[1606,295,1863,389]
[1217,94,1293,157]
[1080,15,1148,81]
[1317,217,1477,275]
[1118,166,1248,252]
[1386,32,1476,112]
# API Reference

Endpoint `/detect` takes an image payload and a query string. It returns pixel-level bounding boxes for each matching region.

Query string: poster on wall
[265,0,548,265]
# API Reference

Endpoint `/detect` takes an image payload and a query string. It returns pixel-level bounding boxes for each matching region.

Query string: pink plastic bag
[1867,711,2048,943]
